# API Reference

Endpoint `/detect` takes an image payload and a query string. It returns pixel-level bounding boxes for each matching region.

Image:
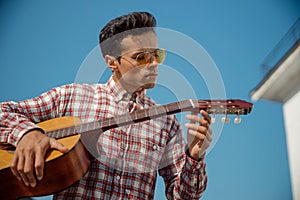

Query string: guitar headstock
[191,99,253,124]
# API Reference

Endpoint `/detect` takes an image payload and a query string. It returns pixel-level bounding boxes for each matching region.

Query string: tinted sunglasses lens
[136,53,149,65]
[136,49,166,65]
[156,49,166,64]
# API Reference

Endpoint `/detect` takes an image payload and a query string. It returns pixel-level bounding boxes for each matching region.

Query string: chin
[143,83,156,89]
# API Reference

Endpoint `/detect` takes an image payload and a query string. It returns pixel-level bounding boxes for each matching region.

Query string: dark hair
[99,12,156,57]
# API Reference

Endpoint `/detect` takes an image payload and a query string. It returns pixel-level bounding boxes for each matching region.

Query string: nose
[149,56,158,68]
[150,56,158,65]
[141,53,158,69]
[149,53,159,65]
[144,61,158,73]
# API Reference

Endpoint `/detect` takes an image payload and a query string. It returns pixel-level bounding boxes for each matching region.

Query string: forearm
[0,87,63,145]
[0,102,43,145]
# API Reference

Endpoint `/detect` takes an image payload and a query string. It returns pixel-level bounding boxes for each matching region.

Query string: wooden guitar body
[0,117,91,200]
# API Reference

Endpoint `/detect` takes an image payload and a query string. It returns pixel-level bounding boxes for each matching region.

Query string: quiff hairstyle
[99,12,156,58]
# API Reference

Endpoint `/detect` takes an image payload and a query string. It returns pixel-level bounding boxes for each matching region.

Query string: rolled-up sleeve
[158,117,208,200]
[0,86,63,146]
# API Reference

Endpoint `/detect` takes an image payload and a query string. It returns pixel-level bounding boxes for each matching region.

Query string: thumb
[49,138,69,153]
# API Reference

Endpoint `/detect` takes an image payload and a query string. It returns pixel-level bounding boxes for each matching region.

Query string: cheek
[120,67,143,81]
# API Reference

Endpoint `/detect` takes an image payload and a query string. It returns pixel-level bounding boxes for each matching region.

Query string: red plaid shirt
[0,77,207,199]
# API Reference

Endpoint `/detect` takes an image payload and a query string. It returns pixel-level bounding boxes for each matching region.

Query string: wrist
[187,147,205,161]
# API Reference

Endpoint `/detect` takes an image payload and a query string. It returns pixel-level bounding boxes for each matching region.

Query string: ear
[105,55,119,72]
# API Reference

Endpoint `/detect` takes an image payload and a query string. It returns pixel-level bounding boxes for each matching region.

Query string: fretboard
[45,100,196,139]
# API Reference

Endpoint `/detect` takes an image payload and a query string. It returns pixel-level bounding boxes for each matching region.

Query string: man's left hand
[185,110,212,161]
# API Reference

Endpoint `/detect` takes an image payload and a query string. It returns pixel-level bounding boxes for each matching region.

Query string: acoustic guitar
[0,99,253,199]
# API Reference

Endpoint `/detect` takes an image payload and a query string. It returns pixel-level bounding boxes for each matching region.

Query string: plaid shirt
[0,77,207,199]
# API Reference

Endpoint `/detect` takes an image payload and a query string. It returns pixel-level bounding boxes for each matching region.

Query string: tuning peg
[211,113,216,124]
[211,117,216,124]
[234,115,241,124]
[221,115,230,123]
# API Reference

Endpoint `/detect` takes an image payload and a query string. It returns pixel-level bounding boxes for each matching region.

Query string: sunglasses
[117,49,166,66]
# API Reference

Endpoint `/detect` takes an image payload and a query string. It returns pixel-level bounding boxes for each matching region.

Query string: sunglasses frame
[116,48,166,66]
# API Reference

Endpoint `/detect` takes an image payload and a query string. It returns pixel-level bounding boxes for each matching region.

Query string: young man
[0,12,212,199]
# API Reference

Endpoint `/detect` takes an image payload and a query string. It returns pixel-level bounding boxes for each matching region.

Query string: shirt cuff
[10,121,44,146]
[185,148,206,173]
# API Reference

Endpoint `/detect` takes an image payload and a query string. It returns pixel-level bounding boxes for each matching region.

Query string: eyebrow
[121,48,159,59]
[132,48,159,54]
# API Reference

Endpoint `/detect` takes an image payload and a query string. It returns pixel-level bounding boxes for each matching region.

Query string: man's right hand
[10,130,68,187]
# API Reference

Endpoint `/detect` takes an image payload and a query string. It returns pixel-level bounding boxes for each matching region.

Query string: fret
[134,108,149,123]
[100,119,109,132]
[137,109,144,119]
[133,109,138,121]
[94,121,102,132]
[164,102,179,114]
[45,131,53,138]
[93,121,97,131]
[116,114,123,125]
[106,117,117,130]
[52,130,58,139]
[61,127,66,137]
[78,124,85,134]
[60,128,66,138]
[115,114,126,127]
[53,130,59,138]
[125,111,131,123]
[155,105,168,117]
[88,122,94,132]
[57,129,62,138]
[67,127,76,137]
[148,105,159,119]
[81,123,87,133]
[130,112,137,123]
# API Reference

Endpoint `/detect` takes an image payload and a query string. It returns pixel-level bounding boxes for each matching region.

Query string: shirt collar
[106,76,146,103]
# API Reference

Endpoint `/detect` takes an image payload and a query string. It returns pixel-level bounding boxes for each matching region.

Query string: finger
[206,129,213,143]
[16,153,30,187]
[49,138,69,153]
[23,148,37,187]
[187,129,206,141]
[35,145,45,181]
[200,110,211,124]
[186,114,210,128]
[10,156,22,182]
[198,137,210,157]
[185,123,208,134]
[186,114,201,123]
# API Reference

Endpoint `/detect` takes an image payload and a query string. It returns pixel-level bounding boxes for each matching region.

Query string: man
[0,12,212,199]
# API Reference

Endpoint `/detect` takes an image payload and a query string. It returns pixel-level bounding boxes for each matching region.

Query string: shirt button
[120,151,124,157]
[116,175,121,180]
[153,145,157,150]
[121,143,125,149]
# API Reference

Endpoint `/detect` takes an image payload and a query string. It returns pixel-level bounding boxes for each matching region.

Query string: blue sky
[0,1,299,199]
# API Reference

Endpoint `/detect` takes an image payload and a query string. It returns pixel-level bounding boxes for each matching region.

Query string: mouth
[145,73,158,79]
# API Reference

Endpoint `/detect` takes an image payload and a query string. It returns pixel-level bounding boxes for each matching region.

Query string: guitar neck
[45,99,253,139]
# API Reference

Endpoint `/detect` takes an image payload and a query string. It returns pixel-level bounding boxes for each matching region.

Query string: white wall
[283,89,300,200]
